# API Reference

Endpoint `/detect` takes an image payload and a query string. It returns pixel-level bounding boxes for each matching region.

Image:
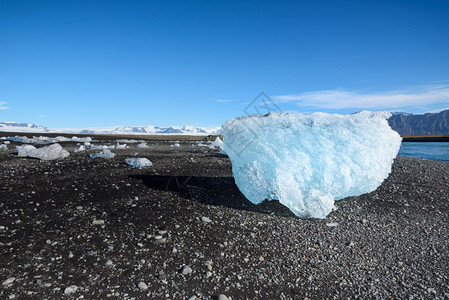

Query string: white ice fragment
[16,143,69,160]
[137,281,148,290]
[117,139,140,143]
[201,216,212,223]
[16,145,36,157]
[222,112,402,219]
[64,285,78,294]
[90,149,116,159]
[211,136,223,148]
[0,144,7,151]
[326,222,339,227]
[136,142,149,148]
[74,145,85,152]
[171,143,181,147]
[2,277,15,286]
[105,259,113,266]
[125,158,152,168]
[116,143,127,149]
[181,266,193,275]
[92,219,105,226]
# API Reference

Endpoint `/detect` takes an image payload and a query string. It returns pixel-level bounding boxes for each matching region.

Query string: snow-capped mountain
[0,122,49,133]
[83,125,221,135]
[0,122,221,135]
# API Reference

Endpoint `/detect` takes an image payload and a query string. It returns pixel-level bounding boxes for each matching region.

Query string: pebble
[92,219,105,226]
[76,206,83,210]
[158,270,166,280]
[326,222,339,227]
[105,259,113,266]
[2,277,15,286]
[64,285,78,294]
[217,294,229,300]
[137,281,148,290]
[181,265,193,275]
[188,296,197,300]
[201,216,212,223]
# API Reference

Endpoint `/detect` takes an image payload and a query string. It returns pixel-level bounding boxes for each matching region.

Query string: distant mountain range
[0,122,221,135]
[2,110,449,136]
[388,110,449,135]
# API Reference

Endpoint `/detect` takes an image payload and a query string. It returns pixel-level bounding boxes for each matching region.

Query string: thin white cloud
[0,102,9,110]
[274,84,449,110]
[216,99,233,103]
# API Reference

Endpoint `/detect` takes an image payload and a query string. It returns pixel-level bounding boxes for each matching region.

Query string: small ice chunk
[64,285,78,294]
[74,145,85,152]
[125,158,153,168]
[136,142,149,148]
[16,145,37,157]
[90,149,116,159]
[211,137,223,148]
[171,143,181,147]
[222,111,401,219]
[0,144,7,151]
[116,143,127,149]
[117,139,139,143]
[2,277,15,286]
[137,281,148,290]
[16,143,70,160]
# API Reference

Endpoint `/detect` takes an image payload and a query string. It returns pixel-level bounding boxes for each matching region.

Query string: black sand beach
[0,134,448,299]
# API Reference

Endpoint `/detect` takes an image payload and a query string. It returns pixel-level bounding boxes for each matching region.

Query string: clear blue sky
[1,0,449,128]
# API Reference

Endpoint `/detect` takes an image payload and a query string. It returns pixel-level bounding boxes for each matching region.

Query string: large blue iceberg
[221,111,402,218]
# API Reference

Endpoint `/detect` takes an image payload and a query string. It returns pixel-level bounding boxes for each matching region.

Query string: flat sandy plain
[0,132,448,299]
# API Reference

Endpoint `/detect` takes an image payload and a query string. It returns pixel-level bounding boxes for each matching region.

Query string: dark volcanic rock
[0,133,448,299]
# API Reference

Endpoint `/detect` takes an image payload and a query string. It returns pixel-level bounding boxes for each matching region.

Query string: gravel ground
[0,134,448,299]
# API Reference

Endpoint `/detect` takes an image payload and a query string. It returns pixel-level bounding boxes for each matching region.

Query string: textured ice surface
[125,158,153,168]
[16,143,70,161]
[90,149,116,159]
[221,112,402,218]
[0,144,7,151]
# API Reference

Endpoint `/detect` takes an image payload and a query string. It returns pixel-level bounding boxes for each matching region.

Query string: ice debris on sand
[16,143,70,161]
[221,111,402,219]
[125,158,153,168]
[0,144,7,151]
[136,142,149,148]
[74,145,86,152]
[90,149,116,159]
[8,135,92,144]
[211,136,224,148]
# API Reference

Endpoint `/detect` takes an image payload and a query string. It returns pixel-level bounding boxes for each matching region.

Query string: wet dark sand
[0,133,448,299]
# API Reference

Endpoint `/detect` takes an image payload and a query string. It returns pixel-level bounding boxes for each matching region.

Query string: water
[398,142,449,161]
